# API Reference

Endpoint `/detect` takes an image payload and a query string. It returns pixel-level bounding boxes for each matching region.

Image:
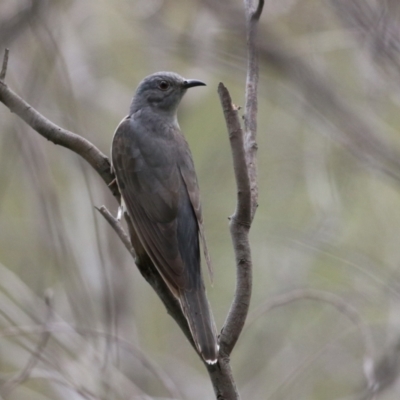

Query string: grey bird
[111,72,218,364]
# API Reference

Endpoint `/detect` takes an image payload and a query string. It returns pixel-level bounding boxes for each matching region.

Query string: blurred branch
[329,0,400,79]
[1,290,54,398]
[258,29,400,184]
[203,0,400,184]
[1,322,185,400]
[0,0,45,48]
[246,289,376,389]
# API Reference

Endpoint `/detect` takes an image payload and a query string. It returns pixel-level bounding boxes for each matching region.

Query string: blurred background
[1,0,400,399]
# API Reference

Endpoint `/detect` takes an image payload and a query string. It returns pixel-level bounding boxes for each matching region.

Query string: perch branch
[0,52,119,200]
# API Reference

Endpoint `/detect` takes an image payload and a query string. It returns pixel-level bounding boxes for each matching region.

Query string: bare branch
[1,290,54,398]
[218,84,252,226]
[0,0,46,49]
[218,84,252,360]
[329,0,400,79]
[206,358,239,400]
[0,52,119,200]
[216,0,263,362]
[0,48,9,81]
[95,206,136,259]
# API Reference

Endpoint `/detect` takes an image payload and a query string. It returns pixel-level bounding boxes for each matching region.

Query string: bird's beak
[183,79,206,89]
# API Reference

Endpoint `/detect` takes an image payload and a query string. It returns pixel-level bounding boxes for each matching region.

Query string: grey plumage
[111,72,218,364]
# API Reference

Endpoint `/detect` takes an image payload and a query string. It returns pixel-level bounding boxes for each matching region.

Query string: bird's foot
[117,206,123,221]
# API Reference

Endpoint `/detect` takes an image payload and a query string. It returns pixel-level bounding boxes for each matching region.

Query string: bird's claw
[117,206,123,221]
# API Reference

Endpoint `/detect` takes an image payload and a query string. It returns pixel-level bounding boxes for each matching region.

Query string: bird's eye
[158,80,170,90]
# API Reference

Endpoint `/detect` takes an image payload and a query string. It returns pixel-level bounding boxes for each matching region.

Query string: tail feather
[180,287,218,364]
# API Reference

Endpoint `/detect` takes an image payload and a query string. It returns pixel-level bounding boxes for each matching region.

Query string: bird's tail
[180,287,219,364]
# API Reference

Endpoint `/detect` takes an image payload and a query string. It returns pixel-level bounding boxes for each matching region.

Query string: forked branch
[217,0,263,359]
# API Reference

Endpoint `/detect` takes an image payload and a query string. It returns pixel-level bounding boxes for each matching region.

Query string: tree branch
[216,0,262,362]
[208,4,262,399]
[0,75,119,200]
[218,83,252,364]
[95,206,136,259]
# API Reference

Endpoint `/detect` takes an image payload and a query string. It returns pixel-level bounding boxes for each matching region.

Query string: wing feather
[112,117,185,289]
[178,146,213,282]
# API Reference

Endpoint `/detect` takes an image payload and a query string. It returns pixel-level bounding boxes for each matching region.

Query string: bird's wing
[111,117,186,290]
[178,139,213,282]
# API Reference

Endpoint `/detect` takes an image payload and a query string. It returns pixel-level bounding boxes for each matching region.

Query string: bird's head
[130,72,206,115]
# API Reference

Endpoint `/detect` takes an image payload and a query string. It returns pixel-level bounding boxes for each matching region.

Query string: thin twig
[0,48,9,81]
[1,290,54,398]
[95,205,136,259]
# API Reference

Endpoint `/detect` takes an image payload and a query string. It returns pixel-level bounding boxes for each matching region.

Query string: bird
[111,71,218,364]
